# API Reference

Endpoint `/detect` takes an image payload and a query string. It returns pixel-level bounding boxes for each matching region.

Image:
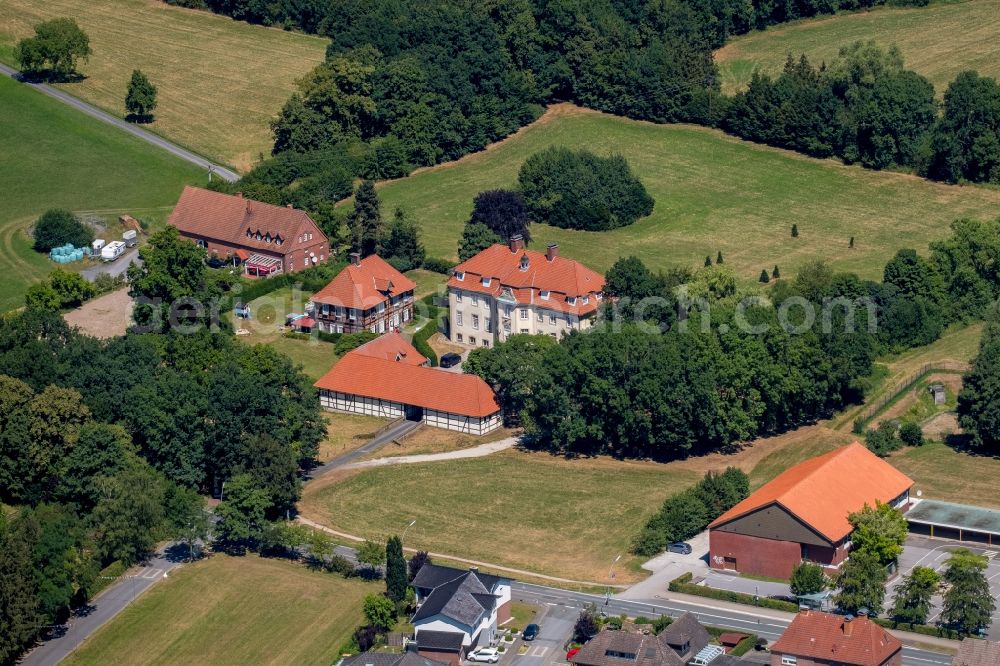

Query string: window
[567,296,577,305]
[403,310,410,322]
[457,333,463,342]
[540,290,550,300]
[482,340,489,347]
[472,314,479,330]
[549,314,556,325]
[470,337,476,345]
[485,318,492,333]
[596,292,603,301]
[520,308,528,320]
[504,306,512,317]
[457,312,463,326]
[246,229,252,238]
[536,311,544,322]
[482,277,491,287]
[583,295,590,304]
[780,657,796,666]
[456,291,463,303]
[471,294,477,307]
[455,271,465,281]
[255,232,262,241]
[520,328,529,334]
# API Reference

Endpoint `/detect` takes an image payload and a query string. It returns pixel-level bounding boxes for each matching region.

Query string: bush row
[668,573,800,613]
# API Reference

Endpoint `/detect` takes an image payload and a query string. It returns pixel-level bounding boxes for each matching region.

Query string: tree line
[466,217,1000,460]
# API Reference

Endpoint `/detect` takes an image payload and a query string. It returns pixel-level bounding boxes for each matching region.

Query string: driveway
[510,603,576,666]
[81,248,139,281]
[891,535,1000,638]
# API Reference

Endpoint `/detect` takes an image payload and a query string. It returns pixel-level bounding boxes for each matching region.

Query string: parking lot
[468,603,576,666]
[892,535,1000,638]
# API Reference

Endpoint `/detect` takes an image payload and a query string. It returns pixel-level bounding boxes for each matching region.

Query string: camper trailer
[122,230,138,248]
[92,239,106,257]
[101,240,126,262]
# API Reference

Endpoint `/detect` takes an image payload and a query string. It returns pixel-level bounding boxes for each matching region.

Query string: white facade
[319,389,502,434]
[413,580,511,649]
[448,287,599,348]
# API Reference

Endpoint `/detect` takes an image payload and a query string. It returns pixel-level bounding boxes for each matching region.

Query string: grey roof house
[410,564,513,666]
[570,613,712,666]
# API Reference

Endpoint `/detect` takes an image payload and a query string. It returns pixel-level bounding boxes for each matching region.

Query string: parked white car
[467,648,500,663]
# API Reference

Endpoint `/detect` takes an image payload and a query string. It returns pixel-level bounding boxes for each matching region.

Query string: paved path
[80,249,140,281]
[0,64,239,183]
[20,545,187,666]
[341,437,517,470]
[308,419,423,478]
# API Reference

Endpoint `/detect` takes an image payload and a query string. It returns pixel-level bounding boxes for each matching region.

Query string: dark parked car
[440,352,462,368]
[667,542,692,555]
[523,624,540,641]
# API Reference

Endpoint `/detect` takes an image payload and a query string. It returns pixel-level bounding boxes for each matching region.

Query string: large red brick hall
[708,442,913,579]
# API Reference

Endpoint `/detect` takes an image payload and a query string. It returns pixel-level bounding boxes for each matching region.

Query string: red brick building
[770,611,902,666]
[708,442,912,579]
[310,253,415,334]
[168,186,328,276]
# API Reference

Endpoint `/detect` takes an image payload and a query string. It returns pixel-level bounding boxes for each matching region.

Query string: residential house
[168,185,328,276]
[410,564,512,666]
[448,236,605,348]
[709,442,913,578]
[312,253,416,334]
[953,638,1000,666]
[570,613,711,666]
[314,334,502,434]
[770,611,902,666]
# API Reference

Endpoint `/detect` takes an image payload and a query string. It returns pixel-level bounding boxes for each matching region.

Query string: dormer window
[583,295,590,304]
[455,271,465,281]
[540,290,550,300]
[264,233,272,243]
[519,254,529,271]
[246,229,252,238]
[482,277,491,287]
[255,232,262,241]
[567,296,577,305]
[596,293,603,301]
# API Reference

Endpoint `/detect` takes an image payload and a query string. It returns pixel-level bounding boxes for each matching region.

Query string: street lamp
[402,519,417,541]
[606,554,622,606]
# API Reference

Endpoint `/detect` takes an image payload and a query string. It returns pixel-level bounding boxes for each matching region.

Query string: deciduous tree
[458,223,501,262]
[834,550,887,615]
[848,502,908,567]
[941,549,995,635]
[891,565,939,625]
[469,190,531,244]
[16,18,91,80]
[790,562,826,596]
[125,69,158,121]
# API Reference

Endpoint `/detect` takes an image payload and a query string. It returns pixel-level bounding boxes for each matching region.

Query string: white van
[101,240,126,262]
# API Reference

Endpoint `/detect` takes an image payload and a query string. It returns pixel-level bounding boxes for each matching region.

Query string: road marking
[531,647,549,657]
[141,568,162,579]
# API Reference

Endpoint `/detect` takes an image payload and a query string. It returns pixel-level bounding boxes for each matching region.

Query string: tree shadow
[18,69,87,84]
[125,112,155,124]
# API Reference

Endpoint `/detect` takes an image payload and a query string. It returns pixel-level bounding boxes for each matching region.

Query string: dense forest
[466,217,1000,459]
[177,0,997,195]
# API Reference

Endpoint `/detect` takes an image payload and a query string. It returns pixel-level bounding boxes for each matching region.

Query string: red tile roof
[168,186,326,253]
[449,244,605,316]
[314,349,500,418]
[954,638,1000,666]
[312,255,416,310]
[771,612,901,666]
[709,442,912,543]
[351,332,428,366]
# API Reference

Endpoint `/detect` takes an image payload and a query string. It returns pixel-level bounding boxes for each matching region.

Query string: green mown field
[374,106,1000,282]
[0,75,203,313]
[0,0,327,170]
[715,0,1000,95]
[62,555,370,666]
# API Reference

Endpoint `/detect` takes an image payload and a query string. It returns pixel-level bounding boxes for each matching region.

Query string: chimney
[286,203,293,209]
[236,192,243,198]
[509,234,524,253]
[349,252,361,266]
[843,618,854,638]
[469,566,479,573]
[246,200,252,214]
[546,244,558,261]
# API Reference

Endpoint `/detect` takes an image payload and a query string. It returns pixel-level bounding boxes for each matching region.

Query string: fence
[852,361,970,431]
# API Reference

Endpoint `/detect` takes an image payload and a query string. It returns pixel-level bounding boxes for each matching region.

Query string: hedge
[412,301,441,366]
[422,257,454,274]
[668,573,799,613]
[871,617,961,639]
[90,560,127,598]
[235,258,348,304]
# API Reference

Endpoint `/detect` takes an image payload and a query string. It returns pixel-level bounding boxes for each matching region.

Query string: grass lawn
[405,269,449,300]
[0,0,327,171]
[62,554,371,666]
[303,428,859,584]
[318,412,388,462]
[361,426,515,460]
[0,75,202,313]
[507,602,539,631]
[233,286,338,381]
[715,0,1000,95]
[372,105,1000,282]
[890,441,1000,509]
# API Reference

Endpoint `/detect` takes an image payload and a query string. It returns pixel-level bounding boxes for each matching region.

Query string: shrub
[335,331,378,355]
[422,257,454,274]
[899,421,924,446]
[33,209,93,252]
[668,574,799,612]
[518,147,653,231]
[790,561,826,596]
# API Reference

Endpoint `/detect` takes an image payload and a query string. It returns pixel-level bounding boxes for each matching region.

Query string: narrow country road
[0,64,240,183]
[307,419,423,479]
[19,545,187,666]
[341,436,517,470]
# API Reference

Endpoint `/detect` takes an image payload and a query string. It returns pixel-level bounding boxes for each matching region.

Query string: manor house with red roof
[448,236,605,348]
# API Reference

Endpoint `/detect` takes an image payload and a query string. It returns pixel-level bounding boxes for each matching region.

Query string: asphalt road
[20,545,188,666]
[308,419,422,478]
[510,583,953,666]
[0,64,239,183]
[511,603,577,666]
